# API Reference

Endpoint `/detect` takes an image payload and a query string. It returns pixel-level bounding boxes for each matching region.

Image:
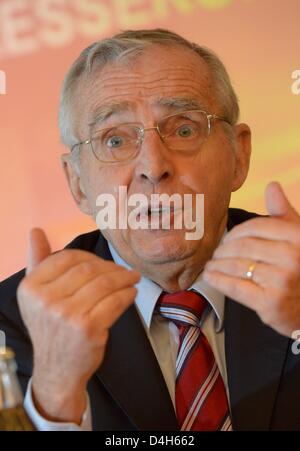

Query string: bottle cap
[0,347,15,360]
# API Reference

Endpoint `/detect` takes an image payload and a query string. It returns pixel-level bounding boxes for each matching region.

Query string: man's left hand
[203,182,300,337]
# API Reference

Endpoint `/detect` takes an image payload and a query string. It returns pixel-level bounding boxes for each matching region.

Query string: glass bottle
[0,347,35,431]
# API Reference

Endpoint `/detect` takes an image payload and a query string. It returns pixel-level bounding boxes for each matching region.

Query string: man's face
[63,45,251,278]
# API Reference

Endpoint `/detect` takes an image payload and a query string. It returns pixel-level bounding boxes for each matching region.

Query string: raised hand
[203,182,300,337]
[17,228,140,424]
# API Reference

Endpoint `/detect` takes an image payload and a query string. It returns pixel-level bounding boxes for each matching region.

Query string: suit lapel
[96,305,178,430]
[93,234,178,430]
[225,210,290,430]
[225,299,289,430]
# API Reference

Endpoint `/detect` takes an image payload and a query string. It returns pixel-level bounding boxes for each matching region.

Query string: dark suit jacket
[1,208,300,431]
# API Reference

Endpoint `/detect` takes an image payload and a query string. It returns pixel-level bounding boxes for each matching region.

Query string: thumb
[265,181,298,220]
[26,228,52,274]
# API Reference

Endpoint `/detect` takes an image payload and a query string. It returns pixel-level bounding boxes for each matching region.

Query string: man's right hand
[17,228,141,424]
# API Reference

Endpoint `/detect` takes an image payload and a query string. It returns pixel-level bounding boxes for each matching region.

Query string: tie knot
[156,290,208,327]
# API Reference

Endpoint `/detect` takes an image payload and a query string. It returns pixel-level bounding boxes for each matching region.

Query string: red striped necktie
[156,290,232,431]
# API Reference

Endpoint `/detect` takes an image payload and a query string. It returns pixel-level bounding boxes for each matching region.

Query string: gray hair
[59,28,240,151]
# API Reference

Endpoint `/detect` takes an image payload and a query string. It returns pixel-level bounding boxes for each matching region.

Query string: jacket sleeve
[0,269,33,395]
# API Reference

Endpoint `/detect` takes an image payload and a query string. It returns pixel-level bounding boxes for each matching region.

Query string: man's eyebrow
[156,97,208,111]
[88,101,132,128]
[88,97,208,129]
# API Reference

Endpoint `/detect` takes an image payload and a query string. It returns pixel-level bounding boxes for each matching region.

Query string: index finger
[26,248,117,285]
[224,216,300,245]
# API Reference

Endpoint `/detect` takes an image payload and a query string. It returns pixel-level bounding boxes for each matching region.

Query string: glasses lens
[91,125,141,162]
[159,110,209,151]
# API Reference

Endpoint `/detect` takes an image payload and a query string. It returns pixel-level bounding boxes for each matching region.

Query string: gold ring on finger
[246,262,256,280]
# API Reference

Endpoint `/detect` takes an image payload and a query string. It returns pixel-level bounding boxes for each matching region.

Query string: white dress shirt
[24,241,227,431]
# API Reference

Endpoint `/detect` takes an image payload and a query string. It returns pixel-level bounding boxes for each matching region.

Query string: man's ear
[61,153,92,215]
[231,123,252,192]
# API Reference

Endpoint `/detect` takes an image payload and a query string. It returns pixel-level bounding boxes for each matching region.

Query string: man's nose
[134,128,174,186]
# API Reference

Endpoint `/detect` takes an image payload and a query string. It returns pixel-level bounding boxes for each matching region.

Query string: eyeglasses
[71,109,231,163]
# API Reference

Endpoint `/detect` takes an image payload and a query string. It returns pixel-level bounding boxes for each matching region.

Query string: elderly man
[1,29,300,431]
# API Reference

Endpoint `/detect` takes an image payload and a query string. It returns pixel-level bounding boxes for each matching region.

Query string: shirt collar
[108,242,225,333]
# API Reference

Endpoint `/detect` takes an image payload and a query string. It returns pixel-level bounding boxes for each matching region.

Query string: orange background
[0,0,299,280]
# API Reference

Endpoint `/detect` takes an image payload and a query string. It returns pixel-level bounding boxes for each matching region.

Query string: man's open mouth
[132,205,183,230]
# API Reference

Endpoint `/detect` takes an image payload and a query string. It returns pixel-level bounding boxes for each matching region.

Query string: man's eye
[176,124,195,138]
[106,136,124,148]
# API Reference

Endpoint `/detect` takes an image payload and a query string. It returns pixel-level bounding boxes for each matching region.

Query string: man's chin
[129,229,197,264]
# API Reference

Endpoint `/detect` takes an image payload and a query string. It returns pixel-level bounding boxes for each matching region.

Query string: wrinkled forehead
[75,45,218,132]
